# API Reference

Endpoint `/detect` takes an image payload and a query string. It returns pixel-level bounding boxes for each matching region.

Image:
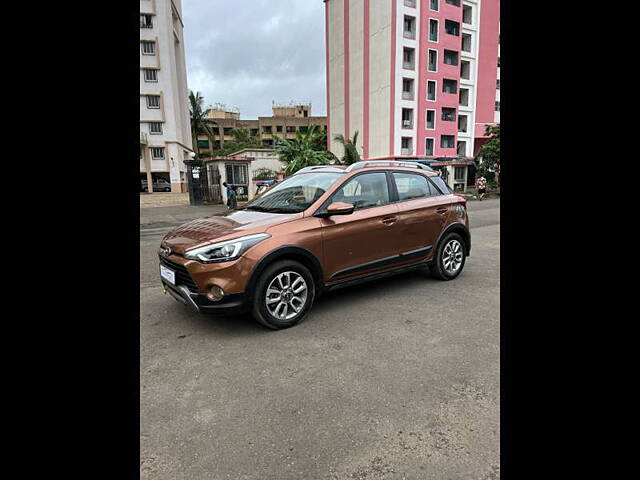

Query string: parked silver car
[141,178,172,192]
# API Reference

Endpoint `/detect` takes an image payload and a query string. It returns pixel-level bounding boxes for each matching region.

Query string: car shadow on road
[185,269,438,336]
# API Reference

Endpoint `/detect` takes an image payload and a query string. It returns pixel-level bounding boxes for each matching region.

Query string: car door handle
[381,216,397,225]
[436,208,449,215]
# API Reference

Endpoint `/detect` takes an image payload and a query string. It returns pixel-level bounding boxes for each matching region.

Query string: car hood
[161,209,299,255]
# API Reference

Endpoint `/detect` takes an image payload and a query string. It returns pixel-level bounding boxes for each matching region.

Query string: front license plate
[160,265,175,285]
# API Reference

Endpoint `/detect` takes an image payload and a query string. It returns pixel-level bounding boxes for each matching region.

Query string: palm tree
[189,91,217,156]
[333,131,361,165]
[272,125,330,175]
[229,127,260,147]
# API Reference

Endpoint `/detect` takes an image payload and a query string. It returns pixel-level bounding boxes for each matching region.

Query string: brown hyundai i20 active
[158,161,470,329]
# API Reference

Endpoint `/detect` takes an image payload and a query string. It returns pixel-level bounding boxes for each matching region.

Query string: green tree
[189,91,216,156]
[333,131,361,165]
[230,127,260,146]
[475,124,500,181]
[310,128,328,152]
[272,125,330,175]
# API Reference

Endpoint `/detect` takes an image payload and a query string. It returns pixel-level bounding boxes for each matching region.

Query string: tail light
[456,195,467,206]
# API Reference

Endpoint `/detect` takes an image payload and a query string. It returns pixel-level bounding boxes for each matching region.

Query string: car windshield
[244,172,344,213]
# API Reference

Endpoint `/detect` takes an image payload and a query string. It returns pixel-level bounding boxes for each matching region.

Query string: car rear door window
[332,172,390,209]
[392,172,431,201]
[429,175,453,195]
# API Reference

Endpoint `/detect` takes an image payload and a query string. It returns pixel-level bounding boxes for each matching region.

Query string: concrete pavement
[140,200,500,479]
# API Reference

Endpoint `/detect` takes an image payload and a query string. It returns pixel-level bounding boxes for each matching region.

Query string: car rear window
[429,175,453,195]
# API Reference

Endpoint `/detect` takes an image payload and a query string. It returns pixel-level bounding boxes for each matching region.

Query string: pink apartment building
[324,0,499,190]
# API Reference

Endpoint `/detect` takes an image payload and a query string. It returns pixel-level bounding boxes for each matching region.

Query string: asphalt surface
[140,199,500,480]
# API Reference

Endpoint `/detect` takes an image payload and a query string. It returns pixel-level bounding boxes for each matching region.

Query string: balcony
[140,132,148,144]
[402,91,414,100]
[404,0,416,7]
[401,148,413,156]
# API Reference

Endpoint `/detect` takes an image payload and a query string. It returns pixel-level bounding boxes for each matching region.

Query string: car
[158,160,470,330]
[141,178,172,192]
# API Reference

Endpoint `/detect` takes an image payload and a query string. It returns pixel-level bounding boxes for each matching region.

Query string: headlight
[185,233,271,263]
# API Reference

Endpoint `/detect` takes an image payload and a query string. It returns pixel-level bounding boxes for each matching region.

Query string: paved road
[140,199,500,480]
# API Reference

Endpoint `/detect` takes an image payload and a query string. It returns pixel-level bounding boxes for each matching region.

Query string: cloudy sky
[183,0,326,119]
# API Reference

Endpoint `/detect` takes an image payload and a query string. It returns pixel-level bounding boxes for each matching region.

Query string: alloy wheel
[442,239,463,275]
[265,271,308,321]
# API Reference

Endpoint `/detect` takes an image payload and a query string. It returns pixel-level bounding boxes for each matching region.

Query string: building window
[446,0,460,6]
[143,69,158,82]
[402,108,414,129]
[426,110,436,130]
[140,14,153,28]
[403,16,416,39]
[262,126,272,134]
[141,41,156,55]
[151,147,165,159]
[459,88,469,106]
[462,5,473,24]
[276,125,283,133]
[223,127,233,136]
[430,0,439,11]
[497,79,500,90]
[462,33,472,52]
[429,19,438,42]
[286,126,296,133]
[458,114,468,132]
[441,135,455,148]
[454,166,466,181]
[460,60,471,80]
[402,78,414,100]
[197,139,210,149]
[425,138,434,156]
[146,95,160,109]
[401,137,413,155]
[443,79,457,94]
[427,80,436,101]
[443,49,459,66]
[428,49,438,72]
[495,101,500,111]
[444,19,460,36]
[149,122,163,134]
[497,56,500,67]
[403,47,415,70]
[441,107,456,122]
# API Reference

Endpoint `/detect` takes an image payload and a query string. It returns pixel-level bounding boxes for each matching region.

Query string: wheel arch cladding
[439,222,471,256]
[246,246,324,299]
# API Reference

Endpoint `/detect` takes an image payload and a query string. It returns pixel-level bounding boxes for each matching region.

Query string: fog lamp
[207,285,225,302]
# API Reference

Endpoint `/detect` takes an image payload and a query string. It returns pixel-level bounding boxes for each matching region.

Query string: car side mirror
[326,202,355,216]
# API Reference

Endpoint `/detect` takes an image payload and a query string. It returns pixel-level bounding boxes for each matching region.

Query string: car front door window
[332,172,390,209]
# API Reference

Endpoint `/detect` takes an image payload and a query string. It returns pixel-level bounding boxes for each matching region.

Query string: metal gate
[184,159,222,205]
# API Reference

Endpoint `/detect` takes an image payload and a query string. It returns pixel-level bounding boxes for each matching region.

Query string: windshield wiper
[243,205,301,213]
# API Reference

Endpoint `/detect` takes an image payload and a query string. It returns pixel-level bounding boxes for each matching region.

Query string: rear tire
[251,260,315,330]
[430,232,466,280]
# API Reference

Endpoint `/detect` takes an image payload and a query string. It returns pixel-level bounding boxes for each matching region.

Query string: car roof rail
[293,165,344,175]
[345,160,428,172]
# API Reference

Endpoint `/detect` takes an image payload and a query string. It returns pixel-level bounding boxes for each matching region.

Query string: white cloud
[183,0,327,118]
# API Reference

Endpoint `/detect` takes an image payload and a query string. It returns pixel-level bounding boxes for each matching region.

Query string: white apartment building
[140,0,193,193]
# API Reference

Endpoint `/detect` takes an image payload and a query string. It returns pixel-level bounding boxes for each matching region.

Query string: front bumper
[161,279,248,314]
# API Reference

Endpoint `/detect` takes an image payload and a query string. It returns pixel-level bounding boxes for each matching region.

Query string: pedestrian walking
[223,182,237,210]
[476,175,487,201]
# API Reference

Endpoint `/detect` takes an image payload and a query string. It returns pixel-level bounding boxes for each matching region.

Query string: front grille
[159,256,199,293]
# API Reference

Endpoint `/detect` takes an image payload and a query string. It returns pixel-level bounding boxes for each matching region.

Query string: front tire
[430,232,466,280]
[252,260,315,330]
